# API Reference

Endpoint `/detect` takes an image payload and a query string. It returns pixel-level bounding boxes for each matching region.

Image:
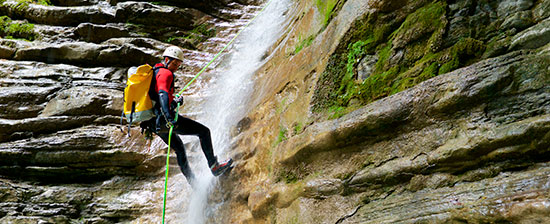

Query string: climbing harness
[161,0,274,223]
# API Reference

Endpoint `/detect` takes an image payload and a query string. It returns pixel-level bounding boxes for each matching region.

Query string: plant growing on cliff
[165,23,216,46]
[12,0,51,11]
[294,35,315,54]
[316,0,340,28]
[293,122,303,135]
[312,0,490,119]
[273,126,288,147]
[0,16,36,41]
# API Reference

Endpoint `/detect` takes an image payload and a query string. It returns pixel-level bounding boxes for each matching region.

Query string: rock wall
[1,0,550,223]
[0,0,257,223]
[221,0,550,223]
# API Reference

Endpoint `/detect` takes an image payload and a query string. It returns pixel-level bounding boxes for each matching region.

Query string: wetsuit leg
[157,132,196,183]
[173,115,217,167]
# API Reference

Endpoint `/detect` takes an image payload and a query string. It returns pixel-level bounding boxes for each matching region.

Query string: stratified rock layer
[0,0,255,223]
[2,0,550,223]
[218,0,550,223]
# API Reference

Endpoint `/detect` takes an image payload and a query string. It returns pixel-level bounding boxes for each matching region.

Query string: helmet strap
[163,57,174,68]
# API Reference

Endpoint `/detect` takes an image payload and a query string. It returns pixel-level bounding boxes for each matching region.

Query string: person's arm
[156,70,175,124]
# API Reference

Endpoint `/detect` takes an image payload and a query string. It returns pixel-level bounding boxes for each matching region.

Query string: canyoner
[123,45,233,181]
[122,0,273,221]
[122,46,233,222]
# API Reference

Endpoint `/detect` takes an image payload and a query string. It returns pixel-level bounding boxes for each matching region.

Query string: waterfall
[167,0,291,223]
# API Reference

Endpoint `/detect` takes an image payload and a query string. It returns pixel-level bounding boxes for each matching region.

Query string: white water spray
[180,0,290,223]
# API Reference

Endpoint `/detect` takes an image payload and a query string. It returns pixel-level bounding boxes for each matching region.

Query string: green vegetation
[312,1,487,119]
[192,23,216,37]
[293,122,303,135]
[151,1,171,5]
[12,0,51,10]
[316,0,340,28]
[273,126,288,147]
[0,16,36,41]
[166,23,216,44]
[328,105,346,119]
[294,35,315,54]
[278,169,298,183]
[276,97,288,114]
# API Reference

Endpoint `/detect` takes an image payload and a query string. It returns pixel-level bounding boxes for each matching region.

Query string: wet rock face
[0,0,253,222]
[219,0,550,223]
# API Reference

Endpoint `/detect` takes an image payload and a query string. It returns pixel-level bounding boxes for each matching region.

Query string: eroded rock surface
[0,0,257,222]
[2,0,550,223]
[216,0,550,223]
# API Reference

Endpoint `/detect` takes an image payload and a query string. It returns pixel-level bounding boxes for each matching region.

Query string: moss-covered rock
[311,0,506,118]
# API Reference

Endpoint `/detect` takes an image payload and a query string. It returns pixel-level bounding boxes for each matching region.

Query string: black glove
[171,95,184,110]
[175,95,183,105]
[158,90,175,127]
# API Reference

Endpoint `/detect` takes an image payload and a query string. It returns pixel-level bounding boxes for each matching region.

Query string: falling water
[168,0,291,223]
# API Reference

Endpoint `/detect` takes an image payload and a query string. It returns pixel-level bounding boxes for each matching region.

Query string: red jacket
[153,63,175,108]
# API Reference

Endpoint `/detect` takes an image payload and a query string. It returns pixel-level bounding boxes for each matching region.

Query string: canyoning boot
[210,158,233,176]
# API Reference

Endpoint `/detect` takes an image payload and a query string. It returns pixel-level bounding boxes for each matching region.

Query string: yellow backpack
[122,64,157,135]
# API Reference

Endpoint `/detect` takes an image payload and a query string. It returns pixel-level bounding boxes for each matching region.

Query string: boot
[210,158,233,176]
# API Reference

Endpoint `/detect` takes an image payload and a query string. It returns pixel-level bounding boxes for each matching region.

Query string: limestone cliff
[1,0,549,223]
[0,0,257,223]
[222,0,550,223]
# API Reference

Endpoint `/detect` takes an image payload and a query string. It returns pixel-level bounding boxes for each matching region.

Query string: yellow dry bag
[122,64,156,134]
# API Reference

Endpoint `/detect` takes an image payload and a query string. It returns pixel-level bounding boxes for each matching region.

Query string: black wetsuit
[143,63,217,183]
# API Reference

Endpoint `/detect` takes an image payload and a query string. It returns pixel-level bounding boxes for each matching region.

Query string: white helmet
[162,46,184,61]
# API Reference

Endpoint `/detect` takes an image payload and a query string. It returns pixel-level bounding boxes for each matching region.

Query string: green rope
[161,125,173,224]
[161,0,274,222]
[162,104,179,224]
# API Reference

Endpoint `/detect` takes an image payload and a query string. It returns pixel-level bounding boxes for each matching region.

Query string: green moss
[191,23,216,38]
[293,122,303,135]
[11,0,50,11]
[392,1,447,46]
[335,40,370,104]
[282,171,298,183]
[0,16,36,41]
[294,35,315,54]
[150,1,171,5]
[439,57,459,74]
[311,54,347,112]
[276,97,288,114]
[275,168,300,183]
[316,0,339,28]
[440,37,485,74]
[165,23,216,44]
[374,44,392,73]
[328,106,346,119]
[359,65,401,101]
[312,1,488,120]
[273,126,288,147]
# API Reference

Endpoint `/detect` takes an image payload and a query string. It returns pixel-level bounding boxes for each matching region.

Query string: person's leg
[157,132,195,184]
[173,115,217,167]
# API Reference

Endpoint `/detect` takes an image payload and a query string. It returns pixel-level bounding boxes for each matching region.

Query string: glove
[174,95,184,105]
[171,95,184,110]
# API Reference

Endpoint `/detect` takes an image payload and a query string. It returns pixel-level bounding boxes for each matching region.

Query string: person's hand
[164,115,176,128]
[174,95,183,105]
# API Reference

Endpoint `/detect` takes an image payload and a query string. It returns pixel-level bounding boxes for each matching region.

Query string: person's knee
[198,127,211,138]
